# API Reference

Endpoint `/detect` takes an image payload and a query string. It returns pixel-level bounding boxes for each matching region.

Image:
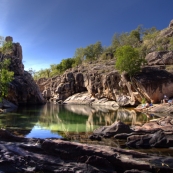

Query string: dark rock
[0,129,172,172]
[126,130,168,148]
[5,36,13,42]
[0,36,45,106]
[124,170,151,173]
[90,121,132,139]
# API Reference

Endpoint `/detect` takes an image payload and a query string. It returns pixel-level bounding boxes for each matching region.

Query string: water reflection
[0,103,159,138]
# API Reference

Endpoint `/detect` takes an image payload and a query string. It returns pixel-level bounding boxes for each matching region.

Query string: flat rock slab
[0,129,173,172]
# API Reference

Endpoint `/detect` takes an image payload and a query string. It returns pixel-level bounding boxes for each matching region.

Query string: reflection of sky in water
[26,125,62,139]
[0,104,161,139]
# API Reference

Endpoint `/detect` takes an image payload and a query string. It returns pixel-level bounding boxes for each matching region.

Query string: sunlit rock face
[37,20,173,106]
[39,63,137,106]
[133,67,173,103]
[146,51,173,66]
[1,36,45,105]
[38,62,173,106]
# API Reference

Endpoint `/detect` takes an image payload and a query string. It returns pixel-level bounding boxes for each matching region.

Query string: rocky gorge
[1,20,173,172]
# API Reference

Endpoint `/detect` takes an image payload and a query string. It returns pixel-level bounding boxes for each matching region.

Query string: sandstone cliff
[0,36,45,106]
[38,20,173,106]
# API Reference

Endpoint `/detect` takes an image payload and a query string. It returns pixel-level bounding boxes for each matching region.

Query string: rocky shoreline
[0,128,173,173]
[90,115,173,148]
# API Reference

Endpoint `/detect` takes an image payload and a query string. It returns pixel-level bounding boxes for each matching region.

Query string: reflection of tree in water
[0,104,157,138]
[37,104,156,133]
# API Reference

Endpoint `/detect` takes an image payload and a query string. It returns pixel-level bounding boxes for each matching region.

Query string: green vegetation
[115,45,145,77]
[0,59,14,102]
[0,38,14,102]
[33,24,173,80]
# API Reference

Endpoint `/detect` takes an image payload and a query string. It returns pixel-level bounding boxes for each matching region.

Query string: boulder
[126,130,172,148]
[89,121,132,139]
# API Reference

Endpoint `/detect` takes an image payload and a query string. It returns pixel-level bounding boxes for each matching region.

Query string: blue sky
[0,0,173,71]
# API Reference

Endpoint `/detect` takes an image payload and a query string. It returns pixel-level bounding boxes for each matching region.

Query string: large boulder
[90,121,132,139]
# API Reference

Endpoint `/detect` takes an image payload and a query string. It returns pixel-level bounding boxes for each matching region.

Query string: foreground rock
[0,36,45,106]
[90,116,173,149]
[0,129,173,173]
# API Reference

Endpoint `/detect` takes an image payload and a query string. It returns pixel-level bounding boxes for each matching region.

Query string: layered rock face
[133,67,173,103]
[37,20,173,106]
[39,60,173,106]
[38,61,136,106]
[1,36,45,106]
[146,51,173,66]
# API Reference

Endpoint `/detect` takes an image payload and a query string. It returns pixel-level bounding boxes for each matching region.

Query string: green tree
[115,45,145,77]
[73,48,85,67]
[50,64,59,77]
[101,46,114,60]
[0,59,14,102]
[0,41,13,55]
[115,45,146,100]
[112,30,141,50]
[84,41,103,61]
[0,37,14,102]
[130,30,140,41]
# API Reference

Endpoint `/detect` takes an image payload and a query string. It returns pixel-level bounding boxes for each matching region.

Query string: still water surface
[0,103,159,139]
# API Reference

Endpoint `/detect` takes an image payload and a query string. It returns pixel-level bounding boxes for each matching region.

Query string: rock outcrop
[0,36,45,106]
[38,63,173,106]
[133,67,173,103]
[145,51,173,66]
[36,20,173,106]
[38,61,138,106]
[90,116,173,149]
[0,129,173,173]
